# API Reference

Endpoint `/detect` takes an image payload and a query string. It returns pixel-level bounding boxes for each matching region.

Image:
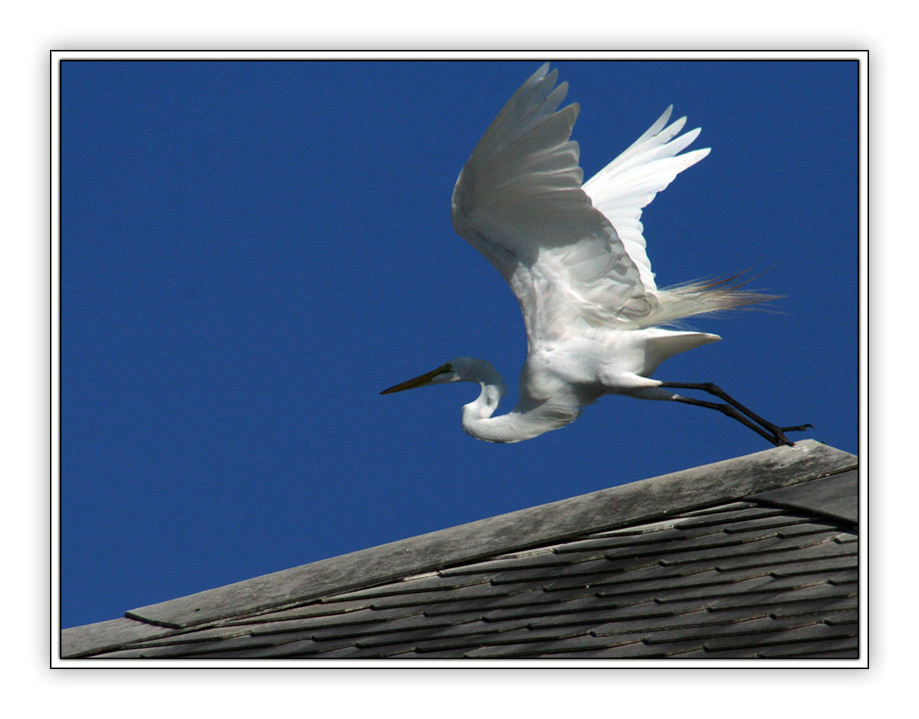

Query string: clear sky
[60,58,858,629]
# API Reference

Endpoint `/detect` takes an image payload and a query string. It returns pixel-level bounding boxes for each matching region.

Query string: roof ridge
[114,440,853,631]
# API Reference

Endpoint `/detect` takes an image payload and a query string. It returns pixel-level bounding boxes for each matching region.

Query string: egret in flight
[382,64,809,446]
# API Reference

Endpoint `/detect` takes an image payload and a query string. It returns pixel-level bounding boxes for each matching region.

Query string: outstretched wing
[582,106,710,293]
[450,63,707,344]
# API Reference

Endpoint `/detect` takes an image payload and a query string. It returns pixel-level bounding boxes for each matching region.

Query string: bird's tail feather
[642,272,779,327]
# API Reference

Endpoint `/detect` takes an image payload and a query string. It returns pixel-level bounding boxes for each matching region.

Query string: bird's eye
[439,363,453,374]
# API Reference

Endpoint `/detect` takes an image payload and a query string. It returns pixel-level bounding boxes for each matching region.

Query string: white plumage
[383,64,808,447]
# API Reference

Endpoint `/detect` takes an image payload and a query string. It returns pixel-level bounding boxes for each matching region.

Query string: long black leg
[659,381,811,447]
[669,395,790,445]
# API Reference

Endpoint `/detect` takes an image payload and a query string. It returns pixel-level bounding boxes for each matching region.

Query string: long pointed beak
[380,365,449,395]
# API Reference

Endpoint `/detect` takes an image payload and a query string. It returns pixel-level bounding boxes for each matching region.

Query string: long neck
[459,362,578,443]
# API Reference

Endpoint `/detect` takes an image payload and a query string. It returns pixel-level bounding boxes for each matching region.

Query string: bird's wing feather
[582,107,710,292]
[451,64,653,345]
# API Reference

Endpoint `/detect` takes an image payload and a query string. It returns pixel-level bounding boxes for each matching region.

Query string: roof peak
[121,440,854,631]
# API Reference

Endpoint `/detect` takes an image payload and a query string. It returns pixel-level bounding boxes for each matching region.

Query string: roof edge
[749,468,858,524]
[110,440,854,632]
[60,617,179,659]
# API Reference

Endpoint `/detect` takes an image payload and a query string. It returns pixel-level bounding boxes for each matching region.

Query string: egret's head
[380,361,460,395]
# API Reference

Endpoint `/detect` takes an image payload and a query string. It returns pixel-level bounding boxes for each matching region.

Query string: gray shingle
[749,469,858,523]
[61,440,859,662]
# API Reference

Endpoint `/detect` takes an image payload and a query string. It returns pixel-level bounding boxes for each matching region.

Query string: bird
[381,63,809,446]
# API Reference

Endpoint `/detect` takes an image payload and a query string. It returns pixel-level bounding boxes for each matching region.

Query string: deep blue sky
[61,59,858,629]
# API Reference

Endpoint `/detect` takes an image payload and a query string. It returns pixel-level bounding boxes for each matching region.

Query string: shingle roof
[61,439,859,661]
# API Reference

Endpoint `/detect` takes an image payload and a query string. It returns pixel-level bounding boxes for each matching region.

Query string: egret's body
[383,64,808,446]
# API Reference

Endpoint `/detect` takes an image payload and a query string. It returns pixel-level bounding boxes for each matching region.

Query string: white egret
[382,64,809,446]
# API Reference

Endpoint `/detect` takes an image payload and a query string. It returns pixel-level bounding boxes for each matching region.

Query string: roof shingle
[61,439,859,661]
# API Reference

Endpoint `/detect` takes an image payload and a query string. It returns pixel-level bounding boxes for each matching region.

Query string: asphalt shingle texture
[61,440,859,660]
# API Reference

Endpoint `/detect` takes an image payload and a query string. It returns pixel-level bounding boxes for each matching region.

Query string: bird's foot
[767,423,814,447]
